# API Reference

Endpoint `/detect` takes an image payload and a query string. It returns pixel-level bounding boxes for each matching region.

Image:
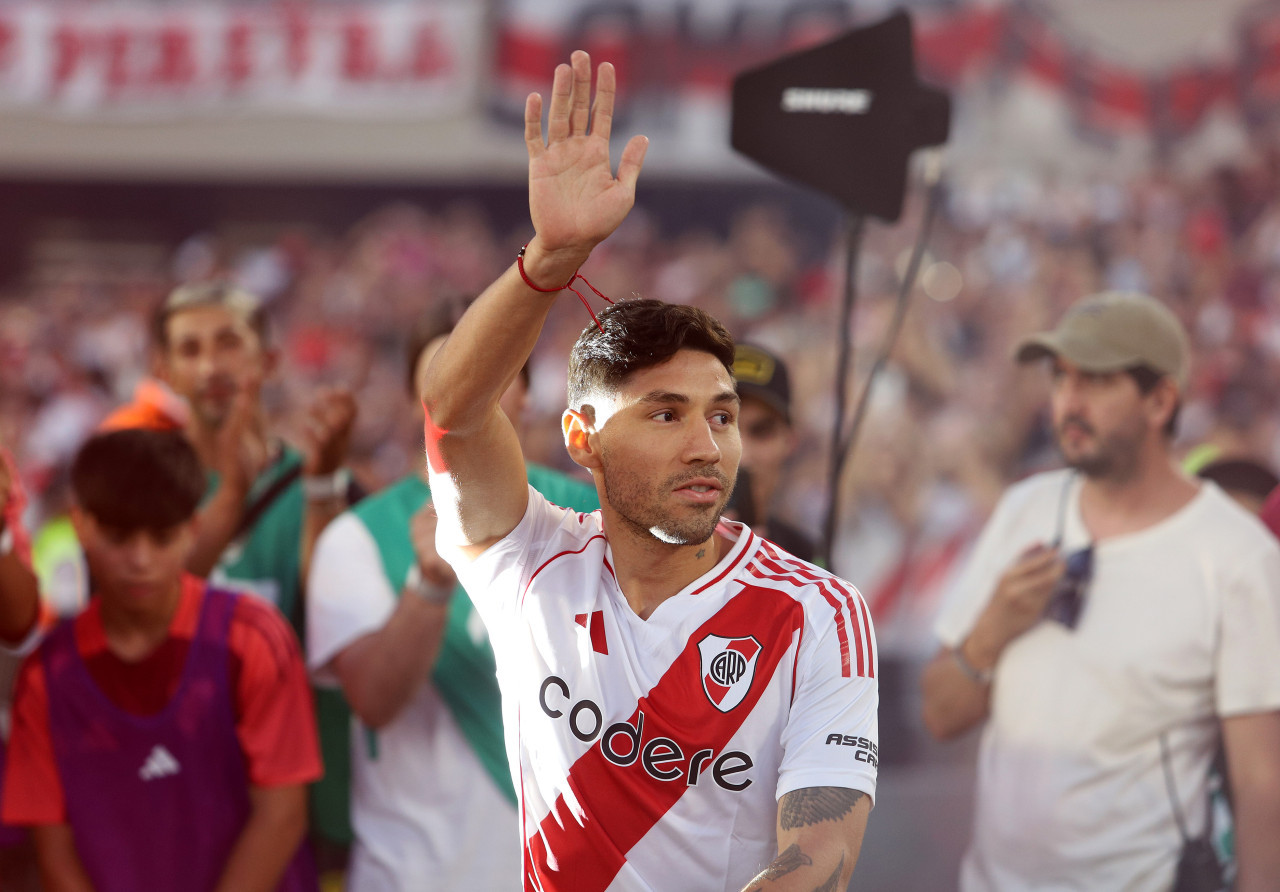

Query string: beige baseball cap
[1014,291,1190,390]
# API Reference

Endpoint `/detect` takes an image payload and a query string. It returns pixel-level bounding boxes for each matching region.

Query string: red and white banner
[491,0,1280,147]
[0,2,483,117]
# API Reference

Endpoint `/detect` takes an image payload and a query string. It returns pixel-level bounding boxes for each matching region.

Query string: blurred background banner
[0,2,484,118]
[1,0,1277,179]
[490,0,1280,176]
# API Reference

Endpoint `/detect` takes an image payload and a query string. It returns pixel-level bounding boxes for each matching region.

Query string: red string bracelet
[516,243,576,293]
[517,243,614,333]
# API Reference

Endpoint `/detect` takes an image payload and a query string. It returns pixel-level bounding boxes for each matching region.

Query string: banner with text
[0,2,484,117]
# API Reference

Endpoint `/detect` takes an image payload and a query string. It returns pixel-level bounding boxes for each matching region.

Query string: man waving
[422,52,879,892]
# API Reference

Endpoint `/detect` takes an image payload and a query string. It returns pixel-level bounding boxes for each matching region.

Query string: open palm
[525,52,648,258]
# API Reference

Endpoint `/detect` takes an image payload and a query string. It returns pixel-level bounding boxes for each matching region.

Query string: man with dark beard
[420,51,878,892]
[921,291,1280,891]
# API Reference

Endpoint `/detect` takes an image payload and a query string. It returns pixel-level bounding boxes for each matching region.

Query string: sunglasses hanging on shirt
[1046,472,1094,631]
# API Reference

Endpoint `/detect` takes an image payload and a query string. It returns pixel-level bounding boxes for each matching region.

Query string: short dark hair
[405,299,531,397]
[566,299,736,409]
[152,281,271,351]
[1127,365,1180,437]
[71,429,205,531]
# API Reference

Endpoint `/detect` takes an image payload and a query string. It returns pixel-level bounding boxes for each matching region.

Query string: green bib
[207,446,305,623]
[350,466,599,804]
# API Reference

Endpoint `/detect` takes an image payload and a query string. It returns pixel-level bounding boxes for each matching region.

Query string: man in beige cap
[921,291,1280,891]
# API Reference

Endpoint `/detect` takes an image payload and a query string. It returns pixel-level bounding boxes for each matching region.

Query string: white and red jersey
[446,487,879,892]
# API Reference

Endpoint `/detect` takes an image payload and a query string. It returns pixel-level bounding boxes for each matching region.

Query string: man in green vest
[306,305,599,891]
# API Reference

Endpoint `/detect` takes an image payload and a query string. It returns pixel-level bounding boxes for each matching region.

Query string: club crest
[698,634,762,712]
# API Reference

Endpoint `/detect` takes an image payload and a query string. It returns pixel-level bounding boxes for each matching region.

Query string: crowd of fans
[2,144,1279,660]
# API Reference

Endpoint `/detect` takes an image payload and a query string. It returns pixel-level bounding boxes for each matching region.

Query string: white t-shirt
[308,513,519,892]
[935,470,1280,892]
[445,487,879,892]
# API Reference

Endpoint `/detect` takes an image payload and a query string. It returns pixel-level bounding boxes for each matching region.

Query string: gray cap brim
[1014,331,1149,374]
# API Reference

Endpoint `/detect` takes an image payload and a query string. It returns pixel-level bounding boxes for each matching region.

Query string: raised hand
[207,370,268,497]
[524,51,648,269]
[299,386,357,476]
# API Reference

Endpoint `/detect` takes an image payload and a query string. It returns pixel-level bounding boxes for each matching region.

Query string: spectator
[920,291,1280,890]
[730,343,816,562]
[0,445,39,647]
[0,443,40,890]
[422,52,878,891]
[150,281,359,860]
[306,306,599,890]
[150,281,356,614]
[2,428,320,892]
[1193,456,1280,516]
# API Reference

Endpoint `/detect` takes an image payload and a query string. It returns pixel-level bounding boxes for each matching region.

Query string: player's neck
[1078,452,1198,540]
[608,527,732,620]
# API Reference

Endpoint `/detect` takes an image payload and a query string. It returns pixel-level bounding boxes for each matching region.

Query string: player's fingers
[524,93,544,157]
[616,134,649,193]
[590,61,616,141]
[546,62,573,142]
[569,50,592,135]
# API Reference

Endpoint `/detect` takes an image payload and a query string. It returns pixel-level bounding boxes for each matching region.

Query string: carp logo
[698,635,762,712]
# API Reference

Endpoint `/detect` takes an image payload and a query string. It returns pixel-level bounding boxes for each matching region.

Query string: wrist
[303,468,351,502]
[0,525,12,558]
[952,638,993,685]
[403,563,452,605]
[961,627,1002,674]
[519,238,590,291]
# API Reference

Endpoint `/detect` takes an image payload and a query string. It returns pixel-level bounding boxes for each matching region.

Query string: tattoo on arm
[812,853,845,892]
[779,787,865,831]
[744,843,812,888]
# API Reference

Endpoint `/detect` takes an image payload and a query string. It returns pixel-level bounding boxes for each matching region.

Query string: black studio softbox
[731,11,950,222]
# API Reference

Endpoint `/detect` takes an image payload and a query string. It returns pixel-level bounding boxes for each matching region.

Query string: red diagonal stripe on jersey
[526,585,803,892]
[748,554,855,678]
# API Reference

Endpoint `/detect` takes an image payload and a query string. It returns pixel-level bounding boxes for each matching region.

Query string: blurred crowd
[3,144,1280,657]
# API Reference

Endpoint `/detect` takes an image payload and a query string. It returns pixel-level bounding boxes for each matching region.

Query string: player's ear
[563,406,601,470]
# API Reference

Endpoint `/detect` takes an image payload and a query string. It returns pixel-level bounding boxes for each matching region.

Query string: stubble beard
[601,457,734,547]
[1055,415,1144,483]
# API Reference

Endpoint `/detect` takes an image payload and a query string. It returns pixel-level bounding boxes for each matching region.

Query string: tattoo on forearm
[812,854,845,892]
[744,843,812,888]
[779,787,865,831]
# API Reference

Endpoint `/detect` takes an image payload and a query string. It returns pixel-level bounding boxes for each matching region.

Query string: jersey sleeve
[1,652,65,825]
[306,513,397,684]
[776,588,879,805]
[229,597,323,788]
[1216,538,1280,717]
[443,486,577,629]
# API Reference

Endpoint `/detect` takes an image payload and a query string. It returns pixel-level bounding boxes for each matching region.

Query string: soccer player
[2,428,320,892]
[421,52,878,892]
